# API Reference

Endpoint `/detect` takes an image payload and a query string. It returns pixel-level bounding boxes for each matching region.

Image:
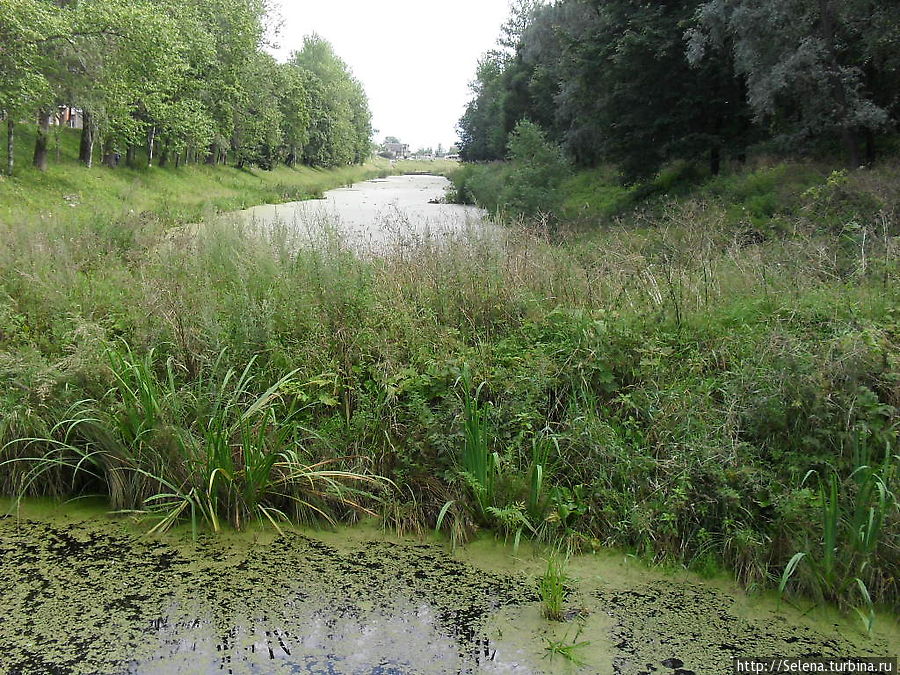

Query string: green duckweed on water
[0,500,896,674]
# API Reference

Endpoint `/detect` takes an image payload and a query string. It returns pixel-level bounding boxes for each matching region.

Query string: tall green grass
[2,344,387,535]
[540,554,570,621]
[779,436,898,629]
[0,159,897,612]
[459,371,497,520]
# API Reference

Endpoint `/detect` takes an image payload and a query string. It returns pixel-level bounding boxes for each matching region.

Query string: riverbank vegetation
[0,124,394,224]
[0,0,372,176]
[1,0,897,634]
[1,156,897,618]
[444,0,899,623]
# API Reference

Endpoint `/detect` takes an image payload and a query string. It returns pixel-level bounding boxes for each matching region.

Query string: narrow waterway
[235,174,484,252]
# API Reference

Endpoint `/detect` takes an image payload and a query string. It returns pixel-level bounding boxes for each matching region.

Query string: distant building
[383,142,409,159]
[51,106,83,129]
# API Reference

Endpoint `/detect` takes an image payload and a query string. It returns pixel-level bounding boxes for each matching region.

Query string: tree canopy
[0,0,372,175]
[458,0,899,179]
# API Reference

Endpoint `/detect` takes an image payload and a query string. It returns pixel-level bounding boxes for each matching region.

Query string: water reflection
[0,517,537,675]
[234,175,485,253]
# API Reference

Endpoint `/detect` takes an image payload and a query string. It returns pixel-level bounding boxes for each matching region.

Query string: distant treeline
[0,0,372,175]
[459,0,900,179]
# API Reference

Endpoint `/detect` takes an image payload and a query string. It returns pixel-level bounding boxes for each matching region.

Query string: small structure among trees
[380,137,409,159]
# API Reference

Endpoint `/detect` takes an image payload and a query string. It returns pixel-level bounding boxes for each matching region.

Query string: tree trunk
[126,144,136,168]
[864,129,876,166]
[102,137,116,168]
[146,126,156,167]
[159,141,169,168]
[709,146,721,176]
[6,118,13,176]
[175,152,181,168]
[79,110,94,167]
[841,129,861,168]
[205,142,216,165]
[819,0,861,168]
[33,110,51,171]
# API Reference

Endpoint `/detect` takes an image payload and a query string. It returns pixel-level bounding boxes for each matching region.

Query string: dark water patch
[0,517,537,674]
[3,511,895,674]
[595,580,890,675]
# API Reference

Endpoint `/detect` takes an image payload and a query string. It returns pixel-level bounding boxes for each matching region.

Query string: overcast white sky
[269,1,513,151]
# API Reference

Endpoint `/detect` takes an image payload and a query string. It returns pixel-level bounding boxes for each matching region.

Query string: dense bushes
[448,120,569,219]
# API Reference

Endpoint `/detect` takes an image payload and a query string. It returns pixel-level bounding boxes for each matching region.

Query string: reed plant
[540,554,570,621]
[778,438,898,630]
[2,346,387,535]
[458,369,498,521]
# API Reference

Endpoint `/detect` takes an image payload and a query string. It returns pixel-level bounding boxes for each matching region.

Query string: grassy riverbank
[1,151,897,618]
[0,125,401,224]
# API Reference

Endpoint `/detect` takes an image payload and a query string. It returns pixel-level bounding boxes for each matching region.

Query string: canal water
[1,503,896,675]
[235,174,485,253]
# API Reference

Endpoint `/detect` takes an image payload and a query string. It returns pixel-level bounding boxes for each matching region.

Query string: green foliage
[0,157,897,614]
[459,0,899,179]
[292,35,372,168]
[458,51,510,162]
[447,121,570,220]
[778,441,898,630]
[459,372,498,521]
[458,0,754,179]
[543,626,591,667]
[2,346,388,535]
[540,555,569,621]
[501,120,570,219]
[446,162,510,210]
[527,433,555,522]
[0,0,371,174]
[690,0,897,164]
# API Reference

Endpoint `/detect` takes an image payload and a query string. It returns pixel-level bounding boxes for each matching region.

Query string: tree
[459,0,755,179]
[501,119,570,217]
[0,0,372,174]
[292,35,371,167]
[231,51,283,169]
[554,0,752,179]
[277,63,311,167]
[688,0,894,165]
[458,51,510,161]
[0,0,56,175]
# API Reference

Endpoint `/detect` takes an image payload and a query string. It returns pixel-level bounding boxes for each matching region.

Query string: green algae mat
[0,505,896,674]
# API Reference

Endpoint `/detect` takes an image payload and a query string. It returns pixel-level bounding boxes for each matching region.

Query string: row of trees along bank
[0,0,372,176]
[459,0,900,181]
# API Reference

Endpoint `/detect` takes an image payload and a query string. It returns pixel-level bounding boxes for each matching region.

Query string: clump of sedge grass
[778,438,898,631]
[540,554,569,621]
[1,345,389,537]
[543,625,591,666]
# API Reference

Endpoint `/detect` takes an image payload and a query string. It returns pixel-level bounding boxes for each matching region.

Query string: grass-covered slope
[0,125,395,224]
